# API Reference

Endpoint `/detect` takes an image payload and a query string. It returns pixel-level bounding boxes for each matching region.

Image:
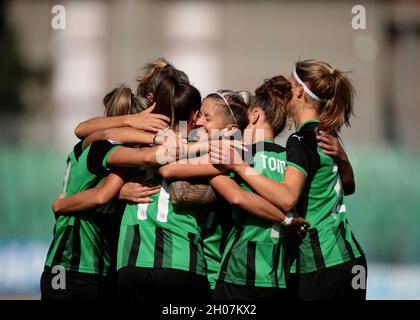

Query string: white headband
[292,65,325,103]
[212,91,239,127]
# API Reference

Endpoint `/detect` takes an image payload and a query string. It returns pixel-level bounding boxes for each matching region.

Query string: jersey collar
[297,119,320,131]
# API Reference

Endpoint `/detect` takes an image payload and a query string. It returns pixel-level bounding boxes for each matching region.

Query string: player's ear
[290,76,304,100]
[248,107,260,125]
[191,110,200,127]
[146,92,154,102]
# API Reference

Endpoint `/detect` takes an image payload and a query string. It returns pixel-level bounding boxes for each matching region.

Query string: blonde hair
[295,59,355,132]
[103,85,149,117]
[205,90,251,131]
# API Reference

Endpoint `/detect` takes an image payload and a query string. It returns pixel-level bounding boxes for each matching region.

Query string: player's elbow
[100,129,113,141]
[52,200,61,214]
[343,182,356,196]
[94,193,111,206]
[74,122,86,139]
[158,165,174,180]
[281,197,297,213]
[229,193,245,207]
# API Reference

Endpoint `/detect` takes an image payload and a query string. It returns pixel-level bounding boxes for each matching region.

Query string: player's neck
[293,107,319,130]
[252,127,274,144]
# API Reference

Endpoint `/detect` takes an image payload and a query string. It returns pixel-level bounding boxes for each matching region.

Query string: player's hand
[52,192,66,213]
[125,104,170,133]
[209,139,246,170]
[155,132,188,164]
[317,130,348,163]
[283,216,311,240]
[119,178,161,203]
[57,192,66,200]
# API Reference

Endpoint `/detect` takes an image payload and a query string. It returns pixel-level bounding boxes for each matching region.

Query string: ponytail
[295,60,355,132]
[320,69,354,132]
[136,58,190,100]
[136,58,169,97]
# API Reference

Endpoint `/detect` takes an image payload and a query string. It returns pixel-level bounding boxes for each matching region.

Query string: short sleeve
[86,140,123,175]
[286,132,320,177]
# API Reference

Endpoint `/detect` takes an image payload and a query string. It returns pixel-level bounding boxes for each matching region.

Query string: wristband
[281,216,293,226]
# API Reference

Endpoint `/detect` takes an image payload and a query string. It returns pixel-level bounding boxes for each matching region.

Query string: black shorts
[40,267,117,301]
[288,255,368,300]
[213,281,289,300]
[117,267,211,301]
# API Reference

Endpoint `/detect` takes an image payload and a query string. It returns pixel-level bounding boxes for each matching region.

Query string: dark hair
[250,76,292,136]
[103,85,150,117]
[295,59,355,132]
[205,90,250,131]
[152,76,201,128]
[136,59,190,99]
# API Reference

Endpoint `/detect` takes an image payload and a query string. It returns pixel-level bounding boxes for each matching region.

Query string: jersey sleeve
[286,132,320,177]
[86,140,123,175]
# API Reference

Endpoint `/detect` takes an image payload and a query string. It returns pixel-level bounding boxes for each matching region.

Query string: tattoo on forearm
[169,181,217,207]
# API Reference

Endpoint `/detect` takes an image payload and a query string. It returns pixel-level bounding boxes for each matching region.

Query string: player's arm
[231,164,306,213]
[169,181,217,207]
[158,155,225,180]
[119,178,161,204]
[317,130,355,195]
[52,171,125,213]
[209,138,311,213]
[82,127,156,149]
[107,145,175,167]
[74,105,170,139]
[184,140,247,163]
[336,157,355,196]
[210,175,310,229]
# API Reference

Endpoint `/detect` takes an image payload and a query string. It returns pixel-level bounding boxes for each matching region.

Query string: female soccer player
[41,85,170,300]
[206,76,306,300]
[158,89,251,293]
[114,77,213,301]
[74,58,188,138]
[211,60,366,300]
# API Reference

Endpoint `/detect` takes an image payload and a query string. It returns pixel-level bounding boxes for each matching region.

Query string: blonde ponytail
[295,60,355,132]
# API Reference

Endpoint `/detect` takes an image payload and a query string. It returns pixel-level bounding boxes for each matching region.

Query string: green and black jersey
[218,141,288,288]
[197,200,233,290]
[117,168,207,277]
[44,140,124,276]
[62,140,83,193]
[286,120,364,274]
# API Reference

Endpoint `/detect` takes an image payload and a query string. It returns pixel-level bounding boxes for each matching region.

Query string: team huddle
[40,58,367,301]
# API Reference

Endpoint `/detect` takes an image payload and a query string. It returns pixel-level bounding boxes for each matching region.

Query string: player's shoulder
[90,139,120,148]
[287,122,319,149]
[72,140,84,160]
[252,141,285,156]
[87,139,121,155]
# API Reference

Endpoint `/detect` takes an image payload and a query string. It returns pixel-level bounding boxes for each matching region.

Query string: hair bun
[255,76,291,99]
